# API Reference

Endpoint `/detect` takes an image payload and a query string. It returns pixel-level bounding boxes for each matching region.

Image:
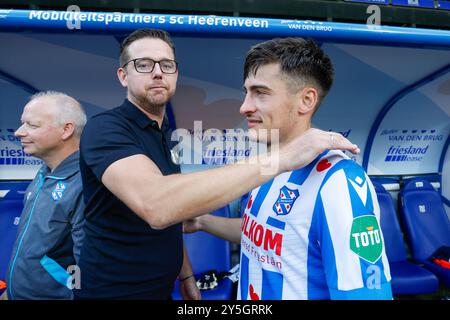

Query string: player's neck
[277,122,312,150]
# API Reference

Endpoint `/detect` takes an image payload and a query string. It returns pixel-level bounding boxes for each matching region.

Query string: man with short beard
[75,29,360,300]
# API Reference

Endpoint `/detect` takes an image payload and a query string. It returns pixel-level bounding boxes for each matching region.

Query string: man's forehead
[244,63,282,87]
[127,37,174,59]
[23,98,55,117]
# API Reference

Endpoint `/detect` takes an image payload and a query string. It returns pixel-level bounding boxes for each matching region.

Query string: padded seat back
[0,181,30,281]
[399,179,450,261]
[183,205,231,274]
[373,181,407,263]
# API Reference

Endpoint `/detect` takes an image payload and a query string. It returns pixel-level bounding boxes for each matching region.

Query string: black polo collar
[120,99,170,131]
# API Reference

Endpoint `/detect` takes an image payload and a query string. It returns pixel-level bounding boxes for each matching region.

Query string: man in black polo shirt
[75,29,359,300]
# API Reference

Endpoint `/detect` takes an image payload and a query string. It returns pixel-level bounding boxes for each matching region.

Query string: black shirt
[75,99,182,299]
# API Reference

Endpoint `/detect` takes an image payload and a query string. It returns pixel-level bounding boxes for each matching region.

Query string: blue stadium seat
[374,181,439,295]
[0,181,30,295]
[392,0,435,9]
[344,0,389,4]
[438,0,450,10]
[399,178,450,287]
[172,205,233,300]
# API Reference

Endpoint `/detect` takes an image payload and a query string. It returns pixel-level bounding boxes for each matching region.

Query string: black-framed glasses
[122,58,178,74]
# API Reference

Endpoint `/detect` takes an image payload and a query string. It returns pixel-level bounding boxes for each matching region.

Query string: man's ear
[61,122,75,141]
[117,67,128,88]
[297,87,318,115]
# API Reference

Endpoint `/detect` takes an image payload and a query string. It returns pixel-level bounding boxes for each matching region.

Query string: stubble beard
[134,89,172,117]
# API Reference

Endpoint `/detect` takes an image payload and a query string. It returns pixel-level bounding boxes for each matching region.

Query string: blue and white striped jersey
[237,150,392,300]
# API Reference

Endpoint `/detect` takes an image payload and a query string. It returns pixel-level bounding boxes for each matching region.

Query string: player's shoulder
[87,106,123,125]
[81,106,130,142]
[318,150,368,184]
[319,150,350,164]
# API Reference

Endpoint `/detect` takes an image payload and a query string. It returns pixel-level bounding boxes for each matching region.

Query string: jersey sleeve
[314,159,393,300]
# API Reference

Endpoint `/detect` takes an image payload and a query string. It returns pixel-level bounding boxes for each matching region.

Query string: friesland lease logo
[51,182,67,201]
[0,128,23,165]
[381,129,442,163]
[272,186,299,216]
[350,215,383,263]
[384,145,429,162]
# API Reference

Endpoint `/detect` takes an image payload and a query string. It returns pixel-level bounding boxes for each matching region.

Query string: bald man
[2,91,87,300]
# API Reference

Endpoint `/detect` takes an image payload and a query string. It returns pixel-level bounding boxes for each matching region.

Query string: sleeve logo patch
[350,215,383,264]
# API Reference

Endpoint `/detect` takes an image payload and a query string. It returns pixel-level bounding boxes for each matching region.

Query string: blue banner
[0,9,450,49]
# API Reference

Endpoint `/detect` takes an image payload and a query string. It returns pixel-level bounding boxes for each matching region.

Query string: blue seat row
[374,178,450,296]
[399,179,450,288]
[0,181,31,295]
[343,0,450,10]
[374,181,438,295]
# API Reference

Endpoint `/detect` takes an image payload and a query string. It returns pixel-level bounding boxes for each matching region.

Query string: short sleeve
[314,159,392,299]
[80,112,144,181]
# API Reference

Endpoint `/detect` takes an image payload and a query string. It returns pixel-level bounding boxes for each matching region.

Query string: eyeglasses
[122,58,178,74]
